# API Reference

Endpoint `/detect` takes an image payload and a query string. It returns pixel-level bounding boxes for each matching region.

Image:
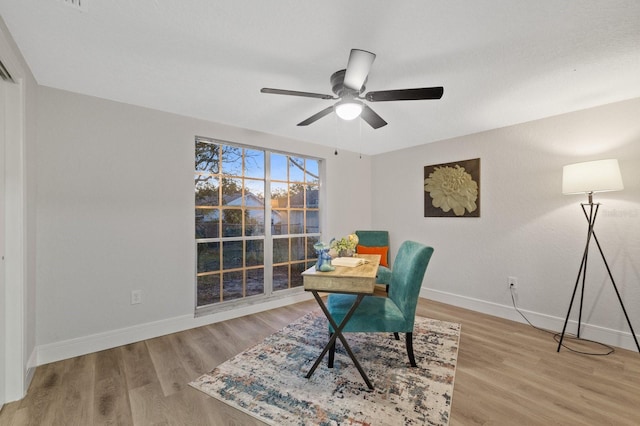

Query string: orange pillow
[356,245,389,267]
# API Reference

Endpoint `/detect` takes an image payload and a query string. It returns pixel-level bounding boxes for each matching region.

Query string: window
[195,137,321,310]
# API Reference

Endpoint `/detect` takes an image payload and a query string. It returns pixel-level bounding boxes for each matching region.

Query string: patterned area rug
[190,310,461,426]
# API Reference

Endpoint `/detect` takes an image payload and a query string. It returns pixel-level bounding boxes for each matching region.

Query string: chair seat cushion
[327,294,410,333]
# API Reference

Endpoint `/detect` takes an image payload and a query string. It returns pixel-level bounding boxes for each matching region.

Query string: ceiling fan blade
[261,88,335,100]
[360,105,387,129]
[365,87,444,102]
[343,49,376,91]
[297,106,334,126]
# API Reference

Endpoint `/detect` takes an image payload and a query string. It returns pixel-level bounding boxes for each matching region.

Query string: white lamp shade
[334,100,363,120]
[562,159,624,195]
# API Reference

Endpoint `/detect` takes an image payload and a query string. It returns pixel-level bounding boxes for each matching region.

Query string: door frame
[0,72,7,411]
[1,75,27,405]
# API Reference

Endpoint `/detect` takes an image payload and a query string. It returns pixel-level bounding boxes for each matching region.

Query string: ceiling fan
[260,49,444,129]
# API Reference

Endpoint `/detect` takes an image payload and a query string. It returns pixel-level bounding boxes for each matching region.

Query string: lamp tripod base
[557,202,640,353]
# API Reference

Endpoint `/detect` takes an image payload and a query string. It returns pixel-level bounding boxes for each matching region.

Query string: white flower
[424,165,478,216]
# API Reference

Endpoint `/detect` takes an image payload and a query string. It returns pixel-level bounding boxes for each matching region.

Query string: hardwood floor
[1,295,639,425]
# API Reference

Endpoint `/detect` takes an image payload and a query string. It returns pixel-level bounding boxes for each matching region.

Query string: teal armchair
[355,230,392,289]
[327,241,434,367]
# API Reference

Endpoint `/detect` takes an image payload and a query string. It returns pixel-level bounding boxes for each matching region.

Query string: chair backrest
[388,241,434,329]
[355,230,390,266]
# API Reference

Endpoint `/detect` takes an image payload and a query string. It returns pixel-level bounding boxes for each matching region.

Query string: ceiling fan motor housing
[330,69,365,97]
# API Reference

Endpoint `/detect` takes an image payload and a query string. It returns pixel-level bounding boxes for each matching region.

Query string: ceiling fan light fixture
[334,99,363,120]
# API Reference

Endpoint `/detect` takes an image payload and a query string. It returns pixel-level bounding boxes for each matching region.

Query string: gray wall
[35,86,373,363]
[34,88,640,361]
[372,97,640,350]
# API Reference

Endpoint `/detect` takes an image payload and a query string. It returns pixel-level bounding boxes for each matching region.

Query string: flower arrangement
[330,233,359,257]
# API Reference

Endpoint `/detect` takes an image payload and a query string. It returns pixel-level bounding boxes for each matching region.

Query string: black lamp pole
[557,195,640,353]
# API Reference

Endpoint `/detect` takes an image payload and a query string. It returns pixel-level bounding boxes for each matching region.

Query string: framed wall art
[424,158,480,217]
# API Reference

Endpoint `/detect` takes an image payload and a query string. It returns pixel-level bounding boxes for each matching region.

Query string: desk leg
[306,291,374,390]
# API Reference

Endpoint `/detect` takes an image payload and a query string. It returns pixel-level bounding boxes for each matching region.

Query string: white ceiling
[2,0,640,155]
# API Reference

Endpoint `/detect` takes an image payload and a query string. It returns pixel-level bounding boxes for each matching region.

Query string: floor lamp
[558,159,640,353]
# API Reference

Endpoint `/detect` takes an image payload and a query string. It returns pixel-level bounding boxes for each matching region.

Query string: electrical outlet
[131,290,142,305]
[508,276,518,289]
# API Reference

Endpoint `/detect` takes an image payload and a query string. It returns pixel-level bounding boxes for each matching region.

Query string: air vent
[61,0,88,12]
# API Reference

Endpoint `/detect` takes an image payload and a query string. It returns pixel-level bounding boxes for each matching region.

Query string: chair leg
[393,332,400,340]
[406,332,417,367]
[328,332,335,368]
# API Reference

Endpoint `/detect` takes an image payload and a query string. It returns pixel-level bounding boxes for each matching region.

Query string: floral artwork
[424,158,480,217]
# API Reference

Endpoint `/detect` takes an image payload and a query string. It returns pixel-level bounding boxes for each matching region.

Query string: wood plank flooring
[1,295,639,425]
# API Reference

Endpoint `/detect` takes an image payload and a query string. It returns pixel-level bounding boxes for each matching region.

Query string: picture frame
[424,158,480,217]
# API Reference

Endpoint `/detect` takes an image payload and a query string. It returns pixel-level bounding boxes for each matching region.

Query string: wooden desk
[302,254,380,389]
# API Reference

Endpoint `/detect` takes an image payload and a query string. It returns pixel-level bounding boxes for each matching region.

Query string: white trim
[0,72,6,411]
[33,282,637,367]
[3,77,26,402]
[25,348,36,387]
[420,287,638,352]
[37,292,313,365]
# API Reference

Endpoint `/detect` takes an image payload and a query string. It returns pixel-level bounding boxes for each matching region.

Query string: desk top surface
[301,254,380,293]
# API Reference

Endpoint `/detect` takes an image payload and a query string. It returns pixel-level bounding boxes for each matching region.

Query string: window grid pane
[196,139,320,307]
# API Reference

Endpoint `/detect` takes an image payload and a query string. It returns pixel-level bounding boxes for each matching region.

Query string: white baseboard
[35,287,637,366]
[36,292,313,366]
[421,287,639,352]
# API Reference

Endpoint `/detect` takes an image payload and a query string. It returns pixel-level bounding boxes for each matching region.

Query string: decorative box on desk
[302,254,381,294]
